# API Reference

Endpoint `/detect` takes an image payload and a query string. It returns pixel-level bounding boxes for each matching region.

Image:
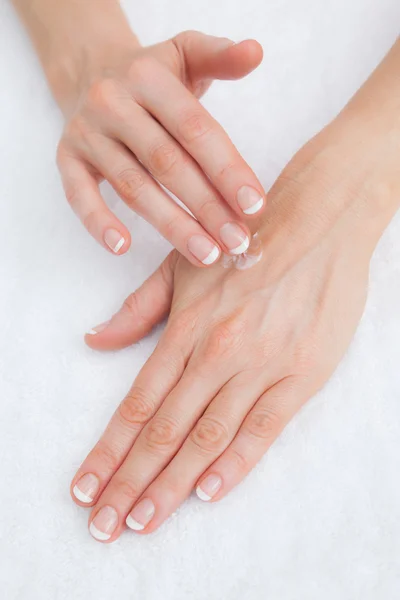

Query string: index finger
[132,62,266,217]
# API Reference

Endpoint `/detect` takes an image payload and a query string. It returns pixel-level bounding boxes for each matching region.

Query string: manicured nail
[73,473,100,504]
[87,320,110,335]
[215,37,236,50]
[188,235,220,265]
[126,498,155,531]
[89,506,118,541]
[196,474,222,501]
[104,229,125,254]
[220,223,249,255]
[237,186,264,215]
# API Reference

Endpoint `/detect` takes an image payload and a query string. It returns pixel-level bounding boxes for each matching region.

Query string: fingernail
[73,473,100,504]
[126,498,155,531]
[188,235,220,265]
[104,229,125,254]
[89,506,118,541]
[237,186,264,215]
[87,320,110,335]
[196,474,222,501]
[215,37,236,50]
[220,223,249,255]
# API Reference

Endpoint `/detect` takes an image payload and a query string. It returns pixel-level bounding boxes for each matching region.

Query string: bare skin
[12,1,400,542]
[12,0,265,265]
[65,39,400,541]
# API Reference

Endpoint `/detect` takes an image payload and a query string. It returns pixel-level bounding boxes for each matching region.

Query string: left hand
[69,106,396,541]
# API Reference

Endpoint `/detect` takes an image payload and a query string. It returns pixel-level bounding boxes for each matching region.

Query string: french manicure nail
[89,506,118,541]
[188,235,220,265]
[220,223,249,255]
[87,321,110,335]
[237,186,264,215]
[104,229,125,254]
[196,474,222,501]
[73,473,100,504]
[126,498,155,531]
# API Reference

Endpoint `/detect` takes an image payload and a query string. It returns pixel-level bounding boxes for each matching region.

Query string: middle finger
[87,357,233,542]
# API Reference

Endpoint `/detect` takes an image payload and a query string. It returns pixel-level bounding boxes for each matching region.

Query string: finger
[85,251,178,351]
[111,102,251,256]
[173,32,263,82]
[132,63,266,218]
[124,373,264,534]
[57,151,130,254]
[195,376,306,502]
[85,136,222,266]
[86,350,233,542]
[70,306,194,510]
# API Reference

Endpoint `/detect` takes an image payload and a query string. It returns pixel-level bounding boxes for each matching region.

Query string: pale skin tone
[12,1,400,542]
[13,0,266,265]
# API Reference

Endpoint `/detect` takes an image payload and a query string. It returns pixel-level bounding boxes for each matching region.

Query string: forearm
[12,0,140,112]
[257,37,400,279]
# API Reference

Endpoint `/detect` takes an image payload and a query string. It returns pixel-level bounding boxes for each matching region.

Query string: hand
[56,30,265,264]
[70,104,395,540]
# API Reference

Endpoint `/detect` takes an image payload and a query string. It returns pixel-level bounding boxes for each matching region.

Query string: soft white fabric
[1,0,400,598]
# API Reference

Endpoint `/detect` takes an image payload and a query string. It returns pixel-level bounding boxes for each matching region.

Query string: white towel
[1,0,400,598]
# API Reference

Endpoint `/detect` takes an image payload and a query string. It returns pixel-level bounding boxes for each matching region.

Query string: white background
[1,0,400,598]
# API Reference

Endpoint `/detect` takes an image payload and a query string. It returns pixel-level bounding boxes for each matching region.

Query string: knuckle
[245,406,283,441]
[214,161,238,185]
[115,167,145,205]
[162,215,185,241]
[56,142,69,169]
[230,447,249,471]
[202,317,246,362]
[85,78,120,115]
[190,416,229,454]
[117,387,155,428]
[64,115,93,146]
[121,292,147,328]
[91,441,120,472]
[155,340,185,381]
[168,308,198,337]
[110,477,141,502]
[196,194,221,223]
[129,55,158,83]
[178,110,214,143]
[63,182,81,211]
[174,29,198,45]
[147,142,179,177]
[82,210,98,233]
[144,416,179,452]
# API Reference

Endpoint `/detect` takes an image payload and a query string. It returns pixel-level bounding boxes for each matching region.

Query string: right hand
[56,31,265,265]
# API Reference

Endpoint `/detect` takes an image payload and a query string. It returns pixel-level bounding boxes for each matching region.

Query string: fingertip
[230,39,264,74]
[84,326,133,352]
[103,228,131,255]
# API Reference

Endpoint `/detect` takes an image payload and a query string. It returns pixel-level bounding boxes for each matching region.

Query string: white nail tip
[229,236,250,255]
[243,198,264,215]
[202,246,220,265]
[195,486,212,502]
[126,515,145,531]
[89,522,111,541]
[87,329,98,336]
[73,485,93,504]
[112,237,125,254]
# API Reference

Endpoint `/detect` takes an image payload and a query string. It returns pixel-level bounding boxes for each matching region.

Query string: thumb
[85,252,178,351]
[173,31,263,83]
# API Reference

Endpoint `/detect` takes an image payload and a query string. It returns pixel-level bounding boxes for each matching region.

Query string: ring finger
[124,372,268,534]
[83,136,223,267]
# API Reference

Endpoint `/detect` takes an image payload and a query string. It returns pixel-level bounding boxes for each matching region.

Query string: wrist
[257,117,400,278]
[14,0,141,114]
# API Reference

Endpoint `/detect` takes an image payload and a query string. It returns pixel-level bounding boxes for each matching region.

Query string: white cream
[222,232,263,270]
